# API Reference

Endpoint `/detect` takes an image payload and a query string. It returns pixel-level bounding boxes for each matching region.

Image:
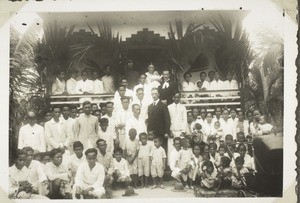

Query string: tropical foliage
[209,15,254,82]
[10,27,46,165]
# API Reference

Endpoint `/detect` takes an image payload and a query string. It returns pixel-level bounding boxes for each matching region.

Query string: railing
[50,89,241,111]
[180,89,241,111]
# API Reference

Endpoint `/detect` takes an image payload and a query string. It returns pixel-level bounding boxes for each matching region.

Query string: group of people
[11,61,275,199]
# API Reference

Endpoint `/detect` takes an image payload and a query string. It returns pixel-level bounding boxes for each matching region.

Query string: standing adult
[124,60,139,90]
[18,111,46,152]
[158,69,177,105]
[74,101,99,150]
[147,88,171,152]
[44,107,69,151]
[133,74,152,101]
[167,93,187,163]
[125,104,147,140]
[131,88,151,121]
[101,65,115,94]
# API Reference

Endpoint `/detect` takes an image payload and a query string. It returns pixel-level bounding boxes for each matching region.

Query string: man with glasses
[18,111,46,152]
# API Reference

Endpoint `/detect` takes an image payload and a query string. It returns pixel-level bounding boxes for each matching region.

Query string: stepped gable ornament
[125,28,167,46]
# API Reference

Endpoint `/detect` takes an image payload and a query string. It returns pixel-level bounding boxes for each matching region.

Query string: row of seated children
[169,131,255,190]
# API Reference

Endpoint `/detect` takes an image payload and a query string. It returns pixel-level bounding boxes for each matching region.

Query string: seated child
[9,149,48,199]
[233,143,255,171]
[258,115,274,135]
[177,138,195,189]
[209,142,219,164]
[138,132,152,188]
[150,138,167,189]
[231,156,249,189]
[198,152,210,175]
[236,132,246,144]
[44,148,72,199]
[214,145,227,169]
[67,141,86,183]
[217,156,232,188]
[191,145,203,182]
[124,128,140,188]
[98,118,114,153]
[74,148,105,199]
[170,137,182,182]
[111,147,132,187]
[200,161,218,190]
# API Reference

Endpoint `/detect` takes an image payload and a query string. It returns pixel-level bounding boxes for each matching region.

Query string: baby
[258,115,274,135]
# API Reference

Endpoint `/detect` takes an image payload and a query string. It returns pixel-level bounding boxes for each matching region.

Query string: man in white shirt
[197,72,210,90]
[74,148,105,199]
[131,88,151,121]
[23,147,48,196]
[102,102,118,147]
[9,150,48,199]
[67,141,86,182]
[210,72,225,96]
[224,72,239,96]
[114,96,133,149]
[92,71,104,94]
[52,70,67,95]
[125,104,147,140]
[113,85,130,111]
[45,106,70,151]
[220,109,236,140]
[74,101,99,150]
[101,65,115,93]
[66,70,78,94]
[133,74,152,101]
[61,105,76,152]
[114,78,134,103]
[18,111,46,152]
[75,70,94,103]
[167,93,187,162]
[207,70,215,90]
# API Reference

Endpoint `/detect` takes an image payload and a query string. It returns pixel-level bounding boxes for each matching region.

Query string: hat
[122,186,138,197]
[171,183,187,192]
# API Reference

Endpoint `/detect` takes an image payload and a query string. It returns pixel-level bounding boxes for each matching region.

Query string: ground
[110,179,195,199]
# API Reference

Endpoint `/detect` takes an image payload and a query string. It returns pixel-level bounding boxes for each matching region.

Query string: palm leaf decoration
[187,53,209,73]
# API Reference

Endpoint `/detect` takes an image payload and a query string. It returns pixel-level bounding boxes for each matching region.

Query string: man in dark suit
[147,88,171,152]
[158,69,178,105]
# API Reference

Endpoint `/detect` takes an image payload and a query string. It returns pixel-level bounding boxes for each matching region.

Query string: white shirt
[26,160,47,188]
[67,154,86,177]
[102,114,117,139]
[131,97,151,121]
[66,77,77,94]
[220,119,236,140]
[98,128,114,153]
[115,108,133,135]
[52,78,66,95]
[101,75,115,93]
[45,118,69,150]
[201,80,210,90]
[133,83,152,100]
[203,121,217,137]
[236,120,250,136]
[9,165,29,197]
[181,81,196,91]
[75,79,94,94]
[125,115,147,139]
[74,162,105,189]
[169,149,180,171]
[113,90,133,110]
[18,124,46,152]
[145,71,161,86]
[112,158,130,176]
[168,103,187,133]
[93,79,104,94]
[224,80,239,90]
[210,79,225,91]
[44,162,70,181]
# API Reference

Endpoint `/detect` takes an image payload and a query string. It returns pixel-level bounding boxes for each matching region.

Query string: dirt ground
[111,179,196,199]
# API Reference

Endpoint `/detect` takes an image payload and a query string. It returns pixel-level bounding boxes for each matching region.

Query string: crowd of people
[11,61,275,199]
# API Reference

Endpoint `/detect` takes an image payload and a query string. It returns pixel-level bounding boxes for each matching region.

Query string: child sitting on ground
[150,138,167,189]
[217,156,232,188]
[214,145,227,169]
[138,133,152,188]
[233,143,255,172]
[177,138,195,189]
[124,128,140,188]
[231,156,249,189]
[200,161,218,190]
[111,147,131,188]
[209,142,219,164]
[170,137,182,182]
[192,145,203,183]
[198,152,210,175]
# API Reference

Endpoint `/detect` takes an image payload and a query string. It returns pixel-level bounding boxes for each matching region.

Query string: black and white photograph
[3,0,297,201]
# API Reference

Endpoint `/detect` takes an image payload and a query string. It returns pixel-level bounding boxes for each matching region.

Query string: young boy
[177,138,195,189]
[214,145,227,168]
[150,137,167,189]
[41,152,51,165]
[111,147,131,188]
[209,142,219,164]
[231,156,249,189]
[98,118,114,154]
[147,130,155,149]
[200,161,218,189]
[9,150,48,199]
[217,156,232,188]
[74,148,105,199]
[138,132,152,188]
[67,141,86,183]
[124,128,139,188]
[169,137,182,182]
[191,145,203,183]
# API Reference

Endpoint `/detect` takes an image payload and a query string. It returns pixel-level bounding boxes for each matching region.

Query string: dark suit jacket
[158,81,178,105]
[147,100,171,136]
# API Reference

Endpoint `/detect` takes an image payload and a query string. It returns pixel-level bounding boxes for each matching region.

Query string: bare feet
[151,185,158,189]
[160,184,165,189]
